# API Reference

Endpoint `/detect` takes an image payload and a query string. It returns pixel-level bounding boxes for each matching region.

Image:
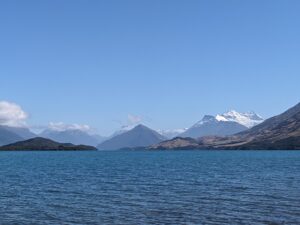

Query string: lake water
[0,150,300,224]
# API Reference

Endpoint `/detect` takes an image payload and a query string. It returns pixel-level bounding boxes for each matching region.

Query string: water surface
[0,150,300,224]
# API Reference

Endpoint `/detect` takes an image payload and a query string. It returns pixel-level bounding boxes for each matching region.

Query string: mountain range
[37,110,264,150]
[149,102,300,150]
[0,103,299,150]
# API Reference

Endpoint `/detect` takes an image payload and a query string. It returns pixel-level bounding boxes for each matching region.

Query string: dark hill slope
[0,137,97,151]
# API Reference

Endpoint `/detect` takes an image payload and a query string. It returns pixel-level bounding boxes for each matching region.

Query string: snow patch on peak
[219,110,264,128]
[215,115,228,122]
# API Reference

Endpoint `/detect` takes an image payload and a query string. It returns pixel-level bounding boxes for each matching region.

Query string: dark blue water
[1,150,300,224]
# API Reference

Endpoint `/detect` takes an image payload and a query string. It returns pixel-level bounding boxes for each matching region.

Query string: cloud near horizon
[0,101,28,127]
[47,122,93,133]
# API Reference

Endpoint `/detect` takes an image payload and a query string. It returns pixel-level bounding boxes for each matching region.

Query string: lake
[0,150,300,224]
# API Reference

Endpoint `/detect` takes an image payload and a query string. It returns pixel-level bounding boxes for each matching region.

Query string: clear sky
[0,0,299,135]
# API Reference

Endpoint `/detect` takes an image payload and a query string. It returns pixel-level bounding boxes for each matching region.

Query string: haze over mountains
[40,129,106,147]
[0,122,106,147]
[0,125,36,146]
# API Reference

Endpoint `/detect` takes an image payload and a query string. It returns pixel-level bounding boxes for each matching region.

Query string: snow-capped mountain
[215,110,264,128]
[181,115,247,138]
[157,128,188,139]
[180,110,264,138]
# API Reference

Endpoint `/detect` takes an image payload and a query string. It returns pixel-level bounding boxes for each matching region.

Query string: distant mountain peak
[157,128,188,139]
[98,124,166,150]
[194,115,217,127]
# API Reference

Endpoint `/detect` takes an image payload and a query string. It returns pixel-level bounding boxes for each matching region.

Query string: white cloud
[127,114,142,125]
[48,122,92,132]
[0,101,28,127]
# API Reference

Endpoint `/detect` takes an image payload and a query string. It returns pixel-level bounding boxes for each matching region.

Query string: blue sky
[0,0,299,135]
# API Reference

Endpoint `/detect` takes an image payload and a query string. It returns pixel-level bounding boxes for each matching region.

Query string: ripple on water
[0,150,300,224]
